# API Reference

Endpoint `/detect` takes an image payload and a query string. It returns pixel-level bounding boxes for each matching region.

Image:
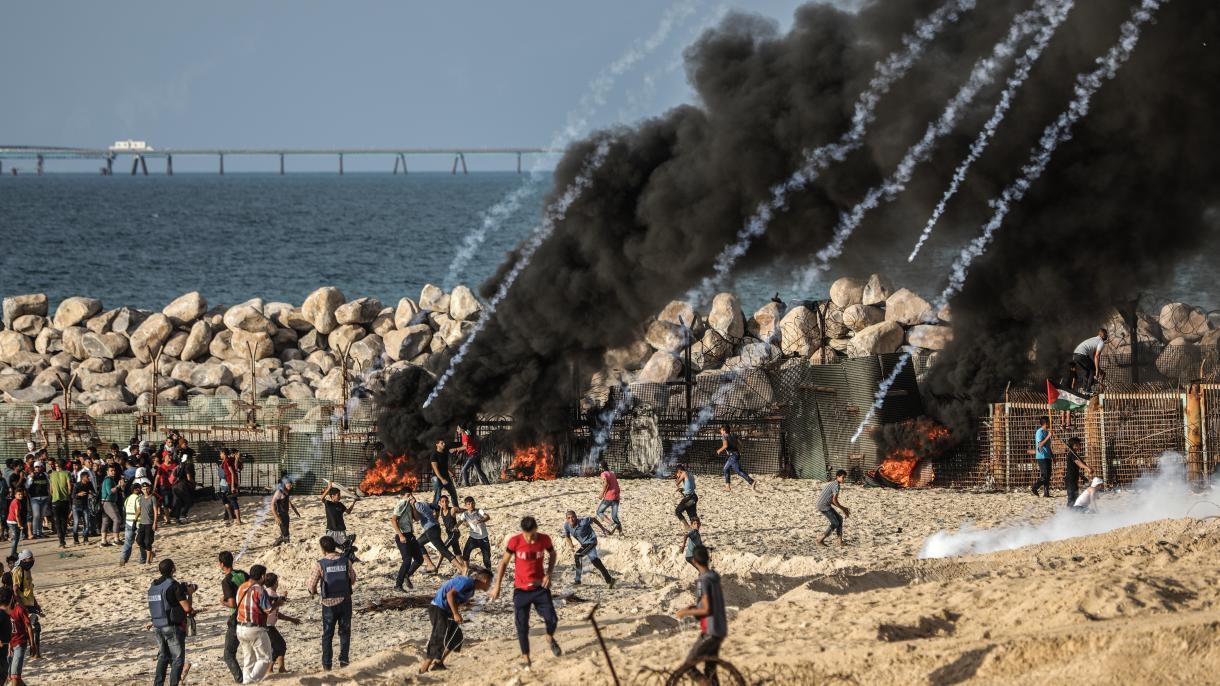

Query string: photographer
[148,558,196,686]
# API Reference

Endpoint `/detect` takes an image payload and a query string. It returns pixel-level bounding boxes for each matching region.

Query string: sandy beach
[17,475,1218,685]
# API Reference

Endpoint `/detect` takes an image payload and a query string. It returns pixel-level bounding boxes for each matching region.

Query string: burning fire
[360,453,421,495]
[501,444,558,481]
[876,418,952,488]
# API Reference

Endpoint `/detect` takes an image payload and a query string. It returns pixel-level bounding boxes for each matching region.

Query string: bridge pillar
[0,159,3,175]
[517,152,522,174]
[400,153,408,174]
[166,155,173,176]
[141,156,149,175]
[339,153,344,175]
[451,154,459,175]
[131,156,140,175]
[460,153,468,174]
[280,154,285,175]
[392,156,399,174]
[106,157,114,176]
[219,153,225,175]
[36,155,44,176]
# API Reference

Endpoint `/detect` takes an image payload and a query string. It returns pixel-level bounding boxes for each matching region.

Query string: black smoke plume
[379,0,1219,456]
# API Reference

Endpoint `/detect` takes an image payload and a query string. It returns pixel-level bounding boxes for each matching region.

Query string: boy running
[673,465,698,530]
[681,518,703,569]
[459,497,492,570]
[816,470,850,547]
[717,425,756,492]
[391,491,431,591]
[561,511,615,588]
[595,460,622,535]
[674,545,727,681]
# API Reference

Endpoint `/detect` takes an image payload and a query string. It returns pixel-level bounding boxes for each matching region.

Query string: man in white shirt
[1073,477,1104,513]
[1072,328,1109,392]
[459,496,492,569]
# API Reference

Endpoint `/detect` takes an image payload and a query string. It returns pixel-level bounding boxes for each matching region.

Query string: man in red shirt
[450,425,490,487]
[4,586,31,685]
[489,516,561,669]
[594,460,622,535]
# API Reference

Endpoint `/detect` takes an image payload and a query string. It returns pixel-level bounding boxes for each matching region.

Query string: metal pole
[392,156,399,174]
[1130,295,1140,385]
[451,155,459,175]
[1099,393,1108,485]
[460,153,468,174]
[280,153,285,175]
[166,154,173,176]
[131,156,140,175]
[141,156,149,176]
[517,151,522,174]
[584,604,621,686]
[339,153,344,175]
[683,317,693,428]
[219,153,225,175]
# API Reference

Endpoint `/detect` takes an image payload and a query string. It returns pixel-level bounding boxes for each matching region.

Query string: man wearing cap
[12,550,41,659]
[24,462,49,540]
[149,558,196,686]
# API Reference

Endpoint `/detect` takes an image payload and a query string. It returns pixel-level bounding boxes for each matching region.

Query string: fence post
[1099,393,1108,485]
[1203,387,1211,478]
[1186,384,1202,482]
[1003,401,1011,491]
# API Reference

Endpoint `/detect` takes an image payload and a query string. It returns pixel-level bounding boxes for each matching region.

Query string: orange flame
[360,453,421,495]
[501,444,558,481]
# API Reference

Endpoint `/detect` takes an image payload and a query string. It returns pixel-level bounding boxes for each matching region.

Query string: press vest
[124,493,141,523]
[319,556,351,599]
[148,577,182,629]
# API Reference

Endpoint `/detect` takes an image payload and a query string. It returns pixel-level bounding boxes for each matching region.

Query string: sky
[0,1,826,173]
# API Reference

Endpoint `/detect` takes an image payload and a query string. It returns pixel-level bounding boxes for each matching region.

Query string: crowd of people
[0,422,751,685]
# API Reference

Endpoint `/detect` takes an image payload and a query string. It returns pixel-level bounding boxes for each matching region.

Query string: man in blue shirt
[561,511,615,588]
[420,569,491,674]
[1032,416,1054,497]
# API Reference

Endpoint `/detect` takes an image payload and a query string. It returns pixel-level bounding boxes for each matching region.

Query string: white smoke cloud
[920,453,1218,559]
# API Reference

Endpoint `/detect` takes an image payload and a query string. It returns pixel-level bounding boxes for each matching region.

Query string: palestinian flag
[1047,380,1088,411]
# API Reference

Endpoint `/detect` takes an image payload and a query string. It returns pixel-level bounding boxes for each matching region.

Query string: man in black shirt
[322,481,359,562]
[218,551,247,683]
[1063,437,1092,509]
[149,558,195,686]
[429,439,459,507]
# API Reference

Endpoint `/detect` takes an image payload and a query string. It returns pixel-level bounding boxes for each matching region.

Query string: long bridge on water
[0,145,562,175]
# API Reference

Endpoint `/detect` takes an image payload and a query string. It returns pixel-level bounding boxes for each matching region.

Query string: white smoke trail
[659,369,741,473]
[683,0,978,309]
[793,0,1073,293]
[919,453,1215,558]
[424,140,614,408]
[620,3,729,121]
[582,383,635,472]
[908,0,1077,262]
[849,0,1165,443]
[234,471,303,562]
[442,0,701,290]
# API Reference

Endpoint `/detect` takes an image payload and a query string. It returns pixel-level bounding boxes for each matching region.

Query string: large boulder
[11,315,45,337]
[34,328,62,355]
[88,400,136,418]
[180,321,212,361]
[328,324,367,352]
[209,329,234,359]
[885,289,935,326]
[229,329,275,360]
[335,297,382,326]
[657,300,700,331]
[1155,337,1201,381]
[53,296,102,329]
[302,287,346,335]
[645,320,687,354]
[370,310,396,336]
[819,301,851,339]
[604,341,652,371]
[438,317,472,347]
[130,313,174,363]
[272,327,298,351]
[61,326,89,360]
[349,334,385,367]
[1158,303,1214,342]
[778,305,822,356]
[162,292,207,326]
[5,384,58,404]
[849,321,905,357]
[638,351,682,384]
[748,302,784,341]
[906,324,954,351]
[691,329,731,371]
[419,284,449,313]
[280,381,315,401]
[738,341,779,367]
[842,304,883,332]
[298,329,326,355]
[0,369,29,393]
[861,273,893,307]
[190,363,235,389]
[707,293,745,340]
[223,303,275,335]
[3,294,48,328]
[161,331,190,358]
[79,369,127,392]
[829,277,865,309]
[384,324,432,362]
[448,286,483,322]
[394,298,422,329]
[0,331,33,362]
[85,309,120,334]
[125,367,178,395]
[5,352,49,375]
[81,331,129,359]
[110,307,147,336]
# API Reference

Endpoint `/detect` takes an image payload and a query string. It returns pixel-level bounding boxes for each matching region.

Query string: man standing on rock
[489,516,562,670]
[1072,328,1108,392]
[430,439,459,507]
[308,536,357,672]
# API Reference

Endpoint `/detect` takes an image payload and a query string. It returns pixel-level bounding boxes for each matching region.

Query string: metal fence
[0,397,378,494]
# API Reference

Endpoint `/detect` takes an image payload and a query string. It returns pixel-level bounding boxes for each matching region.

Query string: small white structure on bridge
[109,140,154,152]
